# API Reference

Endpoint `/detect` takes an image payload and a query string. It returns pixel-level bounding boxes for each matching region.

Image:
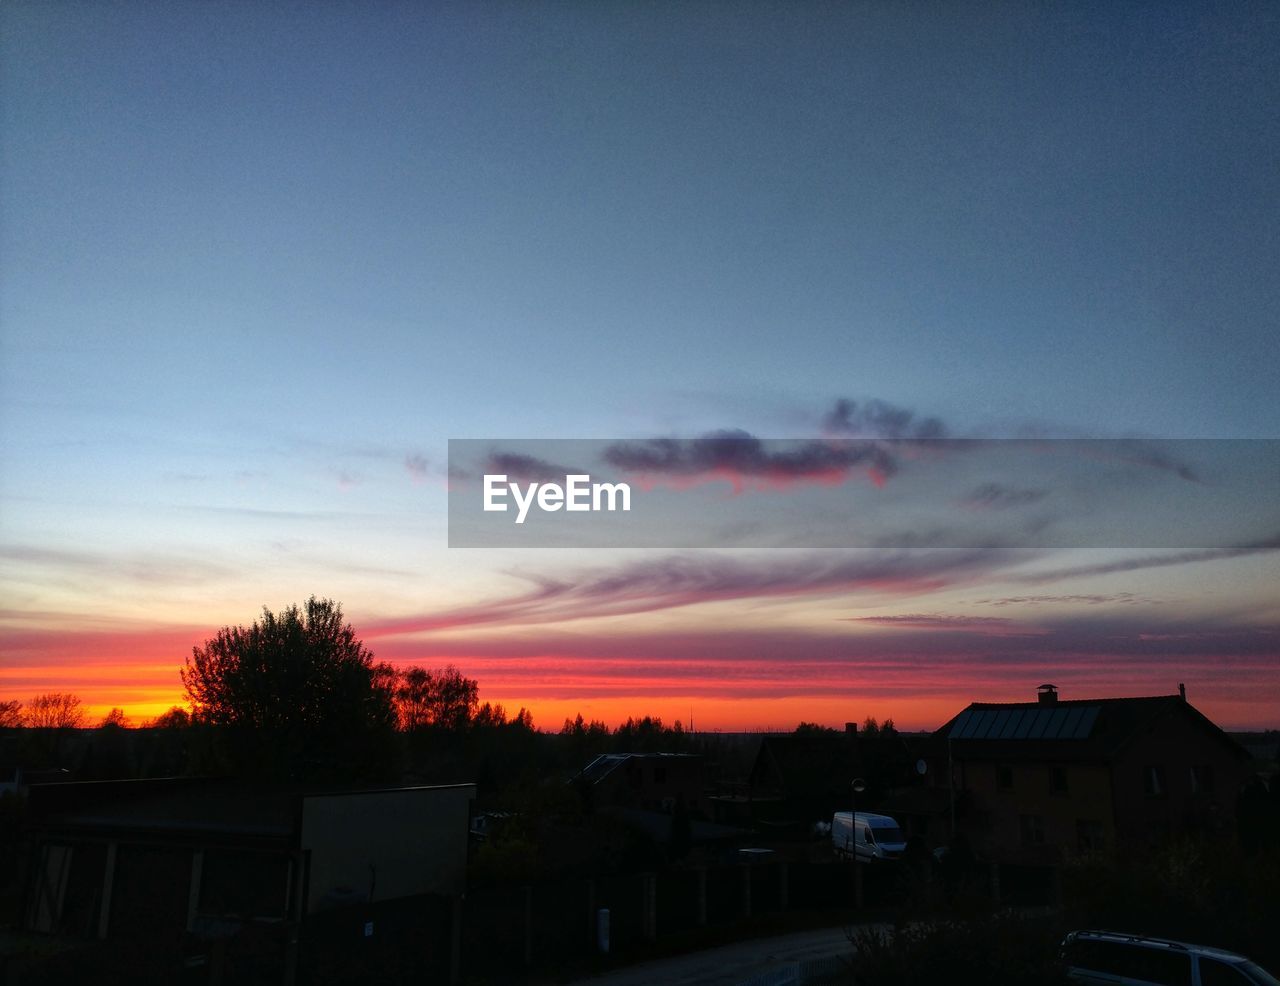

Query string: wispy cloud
[363,548,1022,635]
[404,453,430,483]
[962,483,1049,510]
[973,593,1151,606]
[849,613,1025,631]
[0,545,234,587]
[1011,533,1280,585]
[485,452,584,483]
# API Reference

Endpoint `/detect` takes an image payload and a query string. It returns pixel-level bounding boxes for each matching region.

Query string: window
[1143,764,1166,797]
[1019,813,1044,846]
[1050,765,1069,794]
[997,764,1014,790]
[1065,941,1191,985]
[1190,764,1215,795]
[1077,819,1105,851]
[1199,956,1255,985]
[1128,947,1192,986]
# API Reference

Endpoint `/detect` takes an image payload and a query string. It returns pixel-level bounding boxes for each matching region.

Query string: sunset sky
[2,3,1278,730]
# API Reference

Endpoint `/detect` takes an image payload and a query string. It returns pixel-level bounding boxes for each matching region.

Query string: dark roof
[933,695,1250,763]
[750,734,858,797]
[26,777,477,844]
[576,752,701,785]
[27,778,296,842]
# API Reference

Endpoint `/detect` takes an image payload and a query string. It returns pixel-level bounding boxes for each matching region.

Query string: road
[562,923,884,986]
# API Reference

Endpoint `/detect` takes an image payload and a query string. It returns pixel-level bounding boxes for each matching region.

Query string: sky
[2,2,1278,730]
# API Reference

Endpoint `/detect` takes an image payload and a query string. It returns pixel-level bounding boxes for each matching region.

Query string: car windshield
[872,826,904,843]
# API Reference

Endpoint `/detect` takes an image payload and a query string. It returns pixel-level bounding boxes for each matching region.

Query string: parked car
[831,811,907,862]
[1061,930,1279,985]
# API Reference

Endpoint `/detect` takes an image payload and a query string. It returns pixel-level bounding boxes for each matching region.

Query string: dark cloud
[962,483,1049,509]
[822,398,947,439]
[603,430,898,488]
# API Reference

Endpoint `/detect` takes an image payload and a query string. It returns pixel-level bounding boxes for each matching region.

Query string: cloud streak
[604,430,900,491]
[365,548,1020,635]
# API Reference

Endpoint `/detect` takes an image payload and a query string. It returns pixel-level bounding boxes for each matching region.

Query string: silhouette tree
[393,664,479,731]
[25,693,85,730]
[794,721,838,736]
[145,706,191,729]
[181,597,397,779]
[0,700,21,729]
[99,707,129,729]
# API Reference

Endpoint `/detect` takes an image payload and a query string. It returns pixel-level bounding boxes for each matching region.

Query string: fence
[462,858,1056,979]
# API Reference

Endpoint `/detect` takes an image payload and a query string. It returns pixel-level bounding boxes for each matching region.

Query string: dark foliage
[1062,840,1280,974]
[848,912,1071,985]
[180,597,398,780]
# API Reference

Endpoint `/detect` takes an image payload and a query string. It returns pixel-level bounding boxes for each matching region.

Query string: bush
[848,911,1070,986]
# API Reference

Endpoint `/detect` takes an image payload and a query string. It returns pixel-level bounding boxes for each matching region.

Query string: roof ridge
[967,694,1179,708]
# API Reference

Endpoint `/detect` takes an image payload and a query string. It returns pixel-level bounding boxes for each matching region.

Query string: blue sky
[2,2,1277,727]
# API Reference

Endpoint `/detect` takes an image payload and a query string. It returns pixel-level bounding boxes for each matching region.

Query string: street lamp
[851,777,867,808]
[850,777,867,908]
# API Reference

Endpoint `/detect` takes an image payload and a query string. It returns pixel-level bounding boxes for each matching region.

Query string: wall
[299,783,474,914]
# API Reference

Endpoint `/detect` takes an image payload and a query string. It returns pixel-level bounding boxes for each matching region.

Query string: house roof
[933,695,1250,763]
[750,734,858,796]
[576,752,700,785]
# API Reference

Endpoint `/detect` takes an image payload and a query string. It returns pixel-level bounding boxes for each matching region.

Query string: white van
[831,811,907,862]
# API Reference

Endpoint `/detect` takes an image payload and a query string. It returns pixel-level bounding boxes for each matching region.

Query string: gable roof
[749,734,858,797]
[575,752,700,786]
[933,695,1250,763]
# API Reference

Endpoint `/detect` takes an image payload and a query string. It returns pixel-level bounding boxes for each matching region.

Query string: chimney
[1037,683,1058,705]
[1178,682,1186,702]
[845,722,858,736]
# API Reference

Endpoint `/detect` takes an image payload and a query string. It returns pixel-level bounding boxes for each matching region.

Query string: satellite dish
[852,778,867,793]
[916,759,928,776]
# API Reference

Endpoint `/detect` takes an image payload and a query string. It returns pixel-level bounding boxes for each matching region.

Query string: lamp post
[851,777,866,908]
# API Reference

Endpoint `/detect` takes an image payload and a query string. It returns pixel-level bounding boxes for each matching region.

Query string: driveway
[563,923,883,986]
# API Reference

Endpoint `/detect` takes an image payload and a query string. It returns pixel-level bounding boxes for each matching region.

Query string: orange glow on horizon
[4,624,1278,733]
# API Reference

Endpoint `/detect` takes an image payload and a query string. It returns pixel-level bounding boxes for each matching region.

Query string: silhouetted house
[747,732,859,827]
[21,777,474,984]
[929,685,1252,863]
[575,753,708,816]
